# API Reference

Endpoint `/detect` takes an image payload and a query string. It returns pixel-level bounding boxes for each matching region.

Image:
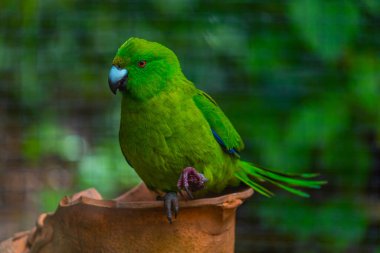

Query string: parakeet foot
[163,192,179,224]
[177,167,208,199]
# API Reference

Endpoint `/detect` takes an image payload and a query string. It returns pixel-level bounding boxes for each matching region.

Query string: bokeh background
[1,1,379,252]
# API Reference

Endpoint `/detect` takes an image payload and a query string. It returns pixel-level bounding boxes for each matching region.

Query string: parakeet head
[108,37,183,100]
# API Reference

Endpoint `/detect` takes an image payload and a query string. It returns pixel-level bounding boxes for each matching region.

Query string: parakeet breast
[119,86,238,193]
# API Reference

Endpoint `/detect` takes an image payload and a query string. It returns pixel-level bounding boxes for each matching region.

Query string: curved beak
[108,66,128,94]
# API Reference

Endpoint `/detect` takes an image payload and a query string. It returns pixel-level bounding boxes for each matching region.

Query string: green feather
[237,162,326,197]
[113,37,326,197]
[193,90,244,152]
[235,170,274,197]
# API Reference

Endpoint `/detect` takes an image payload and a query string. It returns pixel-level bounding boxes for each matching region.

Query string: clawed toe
[160,167,208,223]
[177,167,208,199]
[163,192,179,224]
[183,185,194,199]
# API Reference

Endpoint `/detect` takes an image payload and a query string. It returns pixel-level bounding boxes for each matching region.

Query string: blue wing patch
[211,129,240,158]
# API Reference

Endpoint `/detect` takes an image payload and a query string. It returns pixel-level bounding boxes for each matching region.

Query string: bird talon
[177,167,208,199]
[163,192,178,224]
[184,186,194,199]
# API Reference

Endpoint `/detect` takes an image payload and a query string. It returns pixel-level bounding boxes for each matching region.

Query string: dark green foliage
[0,0,379,252]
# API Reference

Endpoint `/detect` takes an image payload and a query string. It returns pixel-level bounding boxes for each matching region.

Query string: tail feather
[235,171,274,197]
[253,167,320,179]
[236,161,327,198]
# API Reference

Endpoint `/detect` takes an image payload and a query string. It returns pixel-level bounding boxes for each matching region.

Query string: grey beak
[108,66,128,94]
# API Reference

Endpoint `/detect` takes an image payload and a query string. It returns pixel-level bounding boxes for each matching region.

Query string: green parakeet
[108,38,325,222]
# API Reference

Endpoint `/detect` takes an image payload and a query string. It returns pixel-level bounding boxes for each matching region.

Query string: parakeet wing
[193,90,244,157]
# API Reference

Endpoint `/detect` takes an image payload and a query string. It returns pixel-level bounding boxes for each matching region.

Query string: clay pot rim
[61,186,254,210]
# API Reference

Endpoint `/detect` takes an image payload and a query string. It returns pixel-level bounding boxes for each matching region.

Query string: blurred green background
[0,0,379,252]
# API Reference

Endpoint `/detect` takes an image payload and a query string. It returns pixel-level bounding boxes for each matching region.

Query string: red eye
[138,60,146,68]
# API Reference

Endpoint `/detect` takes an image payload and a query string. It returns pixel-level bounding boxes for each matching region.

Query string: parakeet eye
[137,60,146,68]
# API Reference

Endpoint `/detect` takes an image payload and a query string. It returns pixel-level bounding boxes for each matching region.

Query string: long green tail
[235,161,326,197]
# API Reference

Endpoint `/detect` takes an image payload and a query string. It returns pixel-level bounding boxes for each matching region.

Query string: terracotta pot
[0,184,253,253]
